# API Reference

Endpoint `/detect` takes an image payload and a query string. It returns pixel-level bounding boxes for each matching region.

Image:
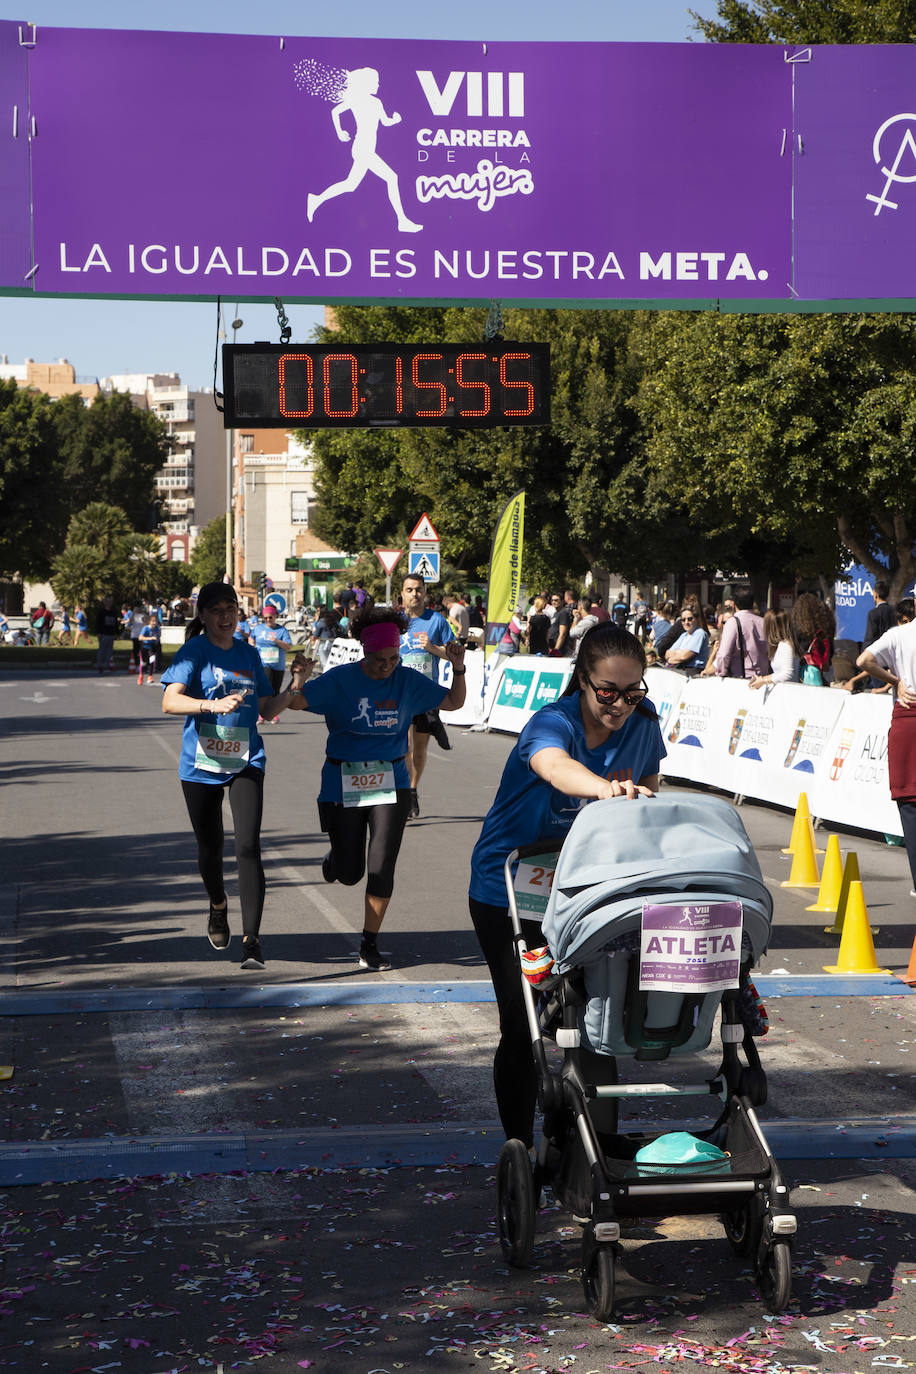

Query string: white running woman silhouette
[307,66,422,233]
[352,697,372,724]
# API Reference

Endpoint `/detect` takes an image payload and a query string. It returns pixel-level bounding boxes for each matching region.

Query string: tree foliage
[0,381,63,580]
[0,382,167,581]
[690,0,916,44]
[190,514,229,588]
[50,502,191,608]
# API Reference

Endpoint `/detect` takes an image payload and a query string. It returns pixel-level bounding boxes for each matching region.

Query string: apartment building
[101,373,226,553]
[0,355,98,401]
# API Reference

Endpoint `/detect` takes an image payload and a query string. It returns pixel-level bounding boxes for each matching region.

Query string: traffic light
[253,570,267,598]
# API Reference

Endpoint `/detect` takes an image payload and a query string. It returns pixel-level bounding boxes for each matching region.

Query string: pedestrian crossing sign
[408,549,440,583]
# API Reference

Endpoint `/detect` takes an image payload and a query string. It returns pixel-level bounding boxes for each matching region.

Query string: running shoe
[137,674,143,686]
[429,713,451,750]
[408,788,420,820]
[207,904,230,950]
[240,936,265,970]
[358,940,391,972]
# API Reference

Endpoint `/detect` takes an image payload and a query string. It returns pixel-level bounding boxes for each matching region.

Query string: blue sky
[1,1,718,388]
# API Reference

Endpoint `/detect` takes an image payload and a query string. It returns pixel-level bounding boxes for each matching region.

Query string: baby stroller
[497,792,796,1320]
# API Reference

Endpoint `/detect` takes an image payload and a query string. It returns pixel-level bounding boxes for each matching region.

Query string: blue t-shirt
[304,660,447,802]
[668,628,709,669]
[250,622,292,670]
[76,610,87,631]
[161,635,273,785]
[399,610,454,683]
[138,625,160,647]
[469,692,666,906]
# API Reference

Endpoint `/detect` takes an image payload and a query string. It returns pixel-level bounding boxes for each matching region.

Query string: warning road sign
[408,549,440,583]
[409,512,439,543]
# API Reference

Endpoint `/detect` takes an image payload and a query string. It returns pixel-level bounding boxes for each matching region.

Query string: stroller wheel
[721,1200,762,1257]
[582,1242,615,1321]
[757,1238,792,1312]
[496,1139,536,1268]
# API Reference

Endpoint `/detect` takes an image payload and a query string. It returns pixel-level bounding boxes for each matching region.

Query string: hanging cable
[275,297,292,344]
[212,296,225,411]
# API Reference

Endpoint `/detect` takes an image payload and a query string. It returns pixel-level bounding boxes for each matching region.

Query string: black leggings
[321,790,412,898]
[181,767,265,936]
[469,896,544,1147]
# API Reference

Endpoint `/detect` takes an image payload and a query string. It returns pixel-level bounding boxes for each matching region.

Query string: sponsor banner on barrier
[810,692,899,836]
[730,682,846,810]
[660,675,749,788]
[486,658,576,733]
[644,668,687,746]
[655,671,901,839]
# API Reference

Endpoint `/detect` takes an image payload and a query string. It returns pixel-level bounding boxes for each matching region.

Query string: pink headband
[360,621,401,652]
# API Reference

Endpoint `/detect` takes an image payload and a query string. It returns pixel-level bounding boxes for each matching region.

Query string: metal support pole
[225,427,234,586]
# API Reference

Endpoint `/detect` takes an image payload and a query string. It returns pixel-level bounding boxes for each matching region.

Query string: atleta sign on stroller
[497,792,796,1320]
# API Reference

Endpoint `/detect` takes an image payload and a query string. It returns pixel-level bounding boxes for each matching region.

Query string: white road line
[269,844,360,942]
[145,725,180,764]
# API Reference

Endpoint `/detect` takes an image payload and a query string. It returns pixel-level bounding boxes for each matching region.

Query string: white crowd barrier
[306,648,902,839]
[644,667,900,838]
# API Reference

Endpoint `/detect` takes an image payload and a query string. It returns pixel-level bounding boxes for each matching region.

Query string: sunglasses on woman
[583,673,649,707]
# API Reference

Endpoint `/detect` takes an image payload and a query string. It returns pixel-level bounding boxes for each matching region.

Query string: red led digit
[455,352,490,418]
[499,352,535,417]
[411,352,447,417]
[395,355,403,413]
[278,353,314,419]
[323,353,359,418]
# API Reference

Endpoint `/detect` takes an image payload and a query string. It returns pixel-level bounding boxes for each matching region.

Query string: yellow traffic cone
[782,792,825,856]
[782,792,812,855]
[780,815,820,888]
[823,852,877,935]
[806,834,844,914]
[823,881,890,974]
[902,931,916,987]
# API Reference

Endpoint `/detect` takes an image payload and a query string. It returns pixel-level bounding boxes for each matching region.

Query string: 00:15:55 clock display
[221,342,550,428]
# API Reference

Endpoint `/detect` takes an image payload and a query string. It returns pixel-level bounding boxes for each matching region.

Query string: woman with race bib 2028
[161,582,313,970]
[287,604,466,971]
[468,622,666,1148]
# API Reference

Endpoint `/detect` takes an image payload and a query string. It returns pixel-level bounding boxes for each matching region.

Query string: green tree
[49,543,110,611]
[53,390,167,531]
[0,380,64,580]
[306,304,658,592]
[190,514,229,587]
[691,0,916,44]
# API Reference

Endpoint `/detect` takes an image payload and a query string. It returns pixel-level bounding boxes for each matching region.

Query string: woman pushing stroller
[468,622,666,1147]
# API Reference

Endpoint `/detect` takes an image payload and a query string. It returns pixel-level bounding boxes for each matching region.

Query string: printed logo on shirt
[604,766,634,784]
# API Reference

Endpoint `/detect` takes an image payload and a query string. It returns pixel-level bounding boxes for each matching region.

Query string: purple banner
[794,47,916,300]
[0,22,33,289]
[639,900,742,994]
[24,31,791,301]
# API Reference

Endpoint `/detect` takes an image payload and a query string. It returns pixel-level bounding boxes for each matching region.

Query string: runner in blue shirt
[399,572,454,819]
[161,582,313,970]
[137,615,160,685]
[468,621,665,1147]
[248,605,293,718]
[287,604,467,971]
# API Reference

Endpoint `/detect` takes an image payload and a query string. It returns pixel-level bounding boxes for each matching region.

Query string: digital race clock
[221,342,550,429]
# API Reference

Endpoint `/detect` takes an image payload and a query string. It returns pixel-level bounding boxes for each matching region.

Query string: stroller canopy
[542,793,773,974]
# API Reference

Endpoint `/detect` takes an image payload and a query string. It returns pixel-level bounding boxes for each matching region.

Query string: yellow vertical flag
[485,490,525,658]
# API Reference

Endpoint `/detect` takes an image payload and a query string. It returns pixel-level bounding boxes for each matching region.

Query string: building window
[291,491,310,524]
[240,434,254,453]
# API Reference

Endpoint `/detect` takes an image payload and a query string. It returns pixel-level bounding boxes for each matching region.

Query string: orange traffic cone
[780,815,820,889]
[823,881,889,974]
[806,834,844,914]
[902,932,916,987]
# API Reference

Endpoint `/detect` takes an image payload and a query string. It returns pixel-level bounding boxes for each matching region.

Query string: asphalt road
[2,664,916,1373]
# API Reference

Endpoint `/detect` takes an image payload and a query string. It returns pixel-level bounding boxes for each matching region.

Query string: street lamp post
[225,315,243,587]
